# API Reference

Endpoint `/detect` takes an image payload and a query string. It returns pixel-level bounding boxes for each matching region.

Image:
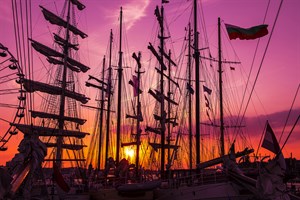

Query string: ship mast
[105,30,113,167]
[123,51,144,178]
[194,0,201,166]
[116,7,123,165]
[97,56,106,170]
[56,0,72,168]
[167,50,171,171]
[187,23,193,171]
[218,17,225,156]
[135,52,142,178]
[14,0,90,169]
[146,1,179,179]
[159,4,166,179]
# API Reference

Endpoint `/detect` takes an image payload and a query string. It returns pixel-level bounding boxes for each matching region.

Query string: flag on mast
[132,75,139,97]
[225,24,268,40]
[261,121,280,154]
[261,121,286,173]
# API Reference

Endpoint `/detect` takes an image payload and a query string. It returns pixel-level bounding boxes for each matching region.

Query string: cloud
[123,0,150,30]
[104,0,150,31]
[245,108,300,137]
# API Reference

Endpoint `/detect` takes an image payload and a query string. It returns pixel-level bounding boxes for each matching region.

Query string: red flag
[261,121,280,154]
[132,75,139,97]
[53,163,70,192]
[225,24,268,40]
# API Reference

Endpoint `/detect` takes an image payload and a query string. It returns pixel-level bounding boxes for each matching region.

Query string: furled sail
[40,6,88,39]
[46,143,86,150]
[149,142,179,152]
[30,38,62,58]
[121,141,141,147]
[30,39,90,73]
[88,75,108,86]
[70,0,86,11]
[158,46,177,66]
[148,89,178,105]
[47,57,81,72]
[11,124,89,138]
[53,33,79,51]
[66,56,90,73]
[145,126,162,135]
[153,114,178,126]
[85,81,107,92]
[30,110,87,125]
[148,43,167,70]
[22,79,90,104]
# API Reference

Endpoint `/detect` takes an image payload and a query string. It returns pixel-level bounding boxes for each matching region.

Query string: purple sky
[0,0,299,165]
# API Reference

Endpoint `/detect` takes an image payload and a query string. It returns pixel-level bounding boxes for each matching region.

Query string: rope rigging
[233,0,284,143]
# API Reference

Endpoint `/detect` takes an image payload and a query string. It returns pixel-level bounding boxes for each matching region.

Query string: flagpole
[218,17,225,156]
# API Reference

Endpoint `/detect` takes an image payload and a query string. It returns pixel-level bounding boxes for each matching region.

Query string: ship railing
[165,170,228,189]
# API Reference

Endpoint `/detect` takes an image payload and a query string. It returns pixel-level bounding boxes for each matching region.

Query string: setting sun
[124,147,135,159]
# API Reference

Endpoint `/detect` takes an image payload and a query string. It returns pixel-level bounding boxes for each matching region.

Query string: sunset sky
[0,0,299,166]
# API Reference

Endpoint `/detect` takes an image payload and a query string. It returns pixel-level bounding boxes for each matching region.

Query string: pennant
[260,122,286,177]
[261,121,280,154]
[53,163,70,192]
[225,23,268,40]
[131,75,139,97]
[187,83,194,94]
[203,85,212,95]
[204,95,210,109]
[105,86,111,98]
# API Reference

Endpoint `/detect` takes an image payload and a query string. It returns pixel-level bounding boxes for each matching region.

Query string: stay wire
[280,114,300,154]
[233,0,270,141]
[278,83,300,143]
[233,0,284,142]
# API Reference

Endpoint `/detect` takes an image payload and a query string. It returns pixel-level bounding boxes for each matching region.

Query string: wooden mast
[218,17,225,156]
[194,0,201,166]
[159,5,166,180]
[135,52,142,178]
[122,51,143,178]
[56,0,72,168]
[187,23,193,172]
[105,30,113,167]
[167,49,171,171]
[116,7,123,165]
[97,56,106,170]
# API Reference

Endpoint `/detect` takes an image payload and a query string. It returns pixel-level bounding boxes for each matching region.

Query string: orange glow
[124,147,135,162]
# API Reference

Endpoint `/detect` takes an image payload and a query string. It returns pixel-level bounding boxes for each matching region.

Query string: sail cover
[67,56,90,72]
[70,0,86,11]
[30,39,63,58]
[54,33,79,51]
[11,123,89,138]
[47,57,81,72]
[23,79,90,104]
[30,110,87,125]
[30,39,90,73]
[40,6,88,39]
[46,143,86,150]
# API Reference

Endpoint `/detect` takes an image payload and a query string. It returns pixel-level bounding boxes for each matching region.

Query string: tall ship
[0,0,91,199]
[0,0,299,199]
